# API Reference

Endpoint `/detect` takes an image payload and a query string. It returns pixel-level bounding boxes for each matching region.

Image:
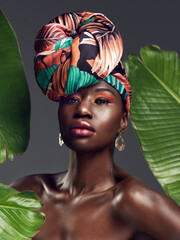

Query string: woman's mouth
[69,121,95,137]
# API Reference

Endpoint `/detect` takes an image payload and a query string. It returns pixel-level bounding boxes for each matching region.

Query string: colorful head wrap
[34,11,132,118]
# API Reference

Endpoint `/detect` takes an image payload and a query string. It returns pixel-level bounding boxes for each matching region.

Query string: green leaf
[0,9,30,163]
[124,45,180,205]
[0,183,45,239]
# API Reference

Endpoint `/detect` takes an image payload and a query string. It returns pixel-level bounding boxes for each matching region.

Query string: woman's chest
[33,194,133,240]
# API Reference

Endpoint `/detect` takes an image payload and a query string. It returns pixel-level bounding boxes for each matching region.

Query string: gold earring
[115,132,125,151]
[59,133,64,146]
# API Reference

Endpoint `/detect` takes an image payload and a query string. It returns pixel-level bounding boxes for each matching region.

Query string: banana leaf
[0,9,30,163]
[0,10,45,239]
[0,183,45,240]
[124,45,180,205]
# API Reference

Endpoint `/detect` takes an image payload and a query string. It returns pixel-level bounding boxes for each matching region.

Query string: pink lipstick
[69,121,95,137]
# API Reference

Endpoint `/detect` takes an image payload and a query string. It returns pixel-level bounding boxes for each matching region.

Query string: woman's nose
[74,99,92,118]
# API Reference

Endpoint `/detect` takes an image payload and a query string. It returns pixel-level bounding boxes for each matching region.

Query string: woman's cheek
[98,111,121,135]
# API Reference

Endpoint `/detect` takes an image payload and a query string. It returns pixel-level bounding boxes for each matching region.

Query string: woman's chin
[64,137,113,153]
[64,139,96,152]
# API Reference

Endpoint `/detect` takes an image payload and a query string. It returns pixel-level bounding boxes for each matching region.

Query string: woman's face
[58,81,127,152]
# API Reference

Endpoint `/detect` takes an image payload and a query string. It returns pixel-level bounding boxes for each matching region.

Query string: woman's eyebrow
[95,88,115,96]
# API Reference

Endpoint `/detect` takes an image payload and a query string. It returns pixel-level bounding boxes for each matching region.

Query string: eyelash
[61,96,111,105]
[94,97,110,104]
[61,96,80,104]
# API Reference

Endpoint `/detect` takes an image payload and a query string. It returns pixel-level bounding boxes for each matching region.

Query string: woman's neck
[61,148,116,196]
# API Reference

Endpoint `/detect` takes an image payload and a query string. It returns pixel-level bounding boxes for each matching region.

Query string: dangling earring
[59,133,64,146]
[115,131,125,151]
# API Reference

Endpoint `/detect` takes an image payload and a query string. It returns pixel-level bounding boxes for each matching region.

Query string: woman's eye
[61,97,80,104]
[95,98,110,104]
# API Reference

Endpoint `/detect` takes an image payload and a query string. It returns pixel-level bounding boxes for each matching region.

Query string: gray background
[0,0,179,193]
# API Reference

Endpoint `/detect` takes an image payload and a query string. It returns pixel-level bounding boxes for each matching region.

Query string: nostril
[73,112,92,119]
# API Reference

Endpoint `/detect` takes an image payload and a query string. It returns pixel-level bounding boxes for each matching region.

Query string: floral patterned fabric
[34,11,132,118]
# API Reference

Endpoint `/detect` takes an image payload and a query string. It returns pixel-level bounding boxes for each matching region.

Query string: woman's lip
[69,121,95,137]
[70,128,94,136]
[69,121,95,132]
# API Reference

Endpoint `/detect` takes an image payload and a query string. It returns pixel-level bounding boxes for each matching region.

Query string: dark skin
[10,81,180,240]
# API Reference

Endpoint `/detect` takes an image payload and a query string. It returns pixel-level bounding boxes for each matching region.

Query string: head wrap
[34,11,132,118]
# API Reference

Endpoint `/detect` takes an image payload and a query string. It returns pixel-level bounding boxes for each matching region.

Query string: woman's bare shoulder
[113,170,180,240]
[114,165,163,199]
[9,172,67,196]
[114,170,178,213]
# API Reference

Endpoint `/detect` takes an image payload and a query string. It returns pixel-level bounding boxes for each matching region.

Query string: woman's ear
[119,112,128,134]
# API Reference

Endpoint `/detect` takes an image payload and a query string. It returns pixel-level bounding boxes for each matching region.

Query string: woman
[10,11,180,240]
